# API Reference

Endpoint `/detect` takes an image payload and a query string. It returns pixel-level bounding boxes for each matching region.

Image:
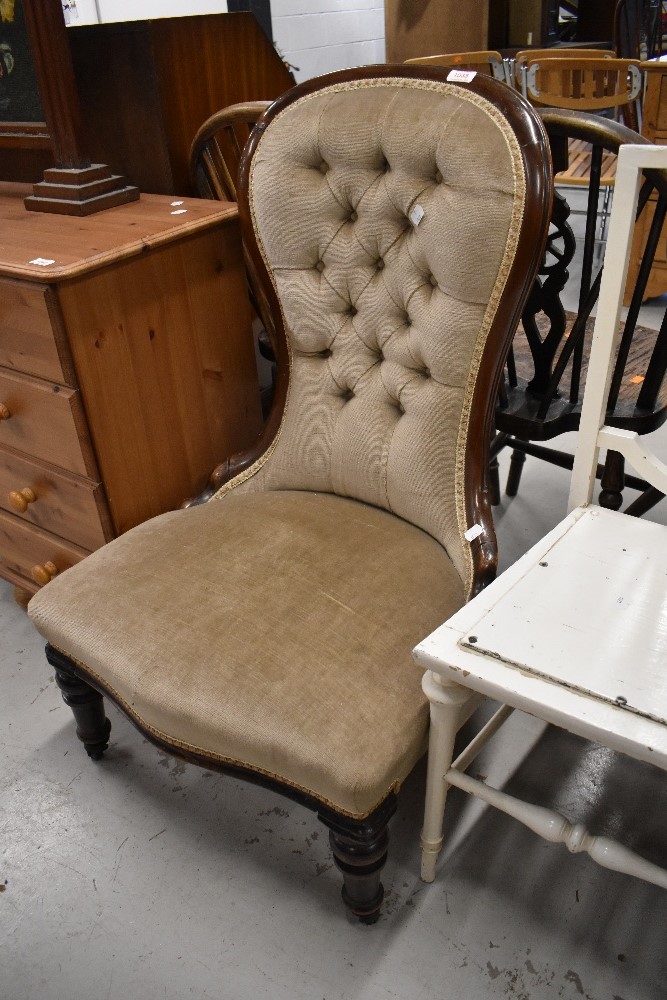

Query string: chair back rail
[513,48,616,98]
[405,51,509,85]
[524,57,642,123]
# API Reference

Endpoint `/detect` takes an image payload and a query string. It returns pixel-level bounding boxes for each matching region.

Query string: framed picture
[0,0,48,147]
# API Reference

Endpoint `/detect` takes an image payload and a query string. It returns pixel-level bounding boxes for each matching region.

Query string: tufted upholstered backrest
[215,70,551,597]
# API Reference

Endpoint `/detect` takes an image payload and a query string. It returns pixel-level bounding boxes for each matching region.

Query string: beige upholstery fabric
[29,492,464,817]
[28,76,532,821]
[217,79,526,596]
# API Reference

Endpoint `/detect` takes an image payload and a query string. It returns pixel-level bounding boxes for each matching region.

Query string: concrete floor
[3,200,667,999]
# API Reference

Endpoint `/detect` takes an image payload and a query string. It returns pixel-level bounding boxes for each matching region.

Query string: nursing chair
[27,66,552,923]
[415,142,667,892]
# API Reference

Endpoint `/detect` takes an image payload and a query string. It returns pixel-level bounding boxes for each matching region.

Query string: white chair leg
[420,670,471,883]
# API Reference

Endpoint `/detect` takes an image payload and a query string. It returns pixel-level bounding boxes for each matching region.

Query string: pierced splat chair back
[228,68,552,593]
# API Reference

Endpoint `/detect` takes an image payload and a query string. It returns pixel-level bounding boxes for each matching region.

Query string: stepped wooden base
[25,164,139,216]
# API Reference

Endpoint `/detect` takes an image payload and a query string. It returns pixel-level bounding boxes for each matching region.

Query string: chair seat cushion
[28,491,465,817]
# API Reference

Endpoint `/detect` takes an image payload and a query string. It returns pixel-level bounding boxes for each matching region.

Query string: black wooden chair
[493,108,667,516]
[27,66,552,924]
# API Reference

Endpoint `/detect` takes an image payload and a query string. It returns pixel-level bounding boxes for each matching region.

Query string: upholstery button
[320,348,332,358]
[434,169,443,183]
[342,388,354,401]
[316,260,325,272]
[319,161,329,174]
[376,258,385,271]
[348,305,357,317]
[349,210,358,222]
[422,366,431,378]
[429,274,438,288]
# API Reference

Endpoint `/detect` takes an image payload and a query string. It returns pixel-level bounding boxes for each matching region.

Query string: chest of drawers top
[0,186,262,598]
[0,183,238,283]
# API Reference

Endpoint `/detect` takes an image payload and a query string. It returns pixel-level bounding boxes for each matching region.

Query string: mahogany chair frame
[43,64,553,924]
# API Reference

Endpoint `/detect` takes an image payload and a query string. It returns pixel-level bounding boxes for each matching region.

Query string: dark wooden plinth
[26,165,139,216]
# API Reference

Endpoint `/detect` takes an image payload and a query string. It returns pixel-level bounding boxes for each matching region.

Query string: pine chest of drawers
[0,185,262,602]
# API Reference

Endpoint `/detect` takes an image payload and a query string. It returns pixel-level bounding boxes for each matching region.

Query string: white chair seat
[416,503,667,772]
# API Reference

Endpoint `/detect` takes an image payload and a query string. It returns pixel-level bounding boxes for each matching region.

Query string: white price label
[464,523,483,542]
[447,69,477,83]
[409,204,425,226]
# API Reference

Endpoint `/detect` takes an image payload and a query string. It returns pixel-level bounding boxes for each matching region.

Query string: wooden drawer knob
[0,403,10,420]
[32,561,58,586]
[8,487,37,513]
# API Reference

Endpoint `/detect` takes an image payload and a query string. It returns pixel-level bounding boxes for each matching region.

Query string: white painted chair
[413,142,667,890]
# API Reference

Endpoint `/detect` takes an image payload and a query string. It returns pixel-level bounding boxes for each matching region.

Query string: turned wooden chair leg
[599,449,625,511]
[505,447,527,497]
[319,797,396,924]
[46,645,111,759]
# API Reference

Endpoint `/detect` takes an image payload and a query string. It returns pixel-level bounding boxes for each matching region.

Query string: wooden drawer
[0,278,75,384]
[0,508,89,593]
[0,368,97,478]
[0,446,111,551]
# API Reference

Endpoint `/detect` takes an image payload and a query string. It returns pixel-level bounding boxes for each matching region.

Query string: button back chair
[27,66,552,924]
[494,109,667,516]
[414,142,667,893]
